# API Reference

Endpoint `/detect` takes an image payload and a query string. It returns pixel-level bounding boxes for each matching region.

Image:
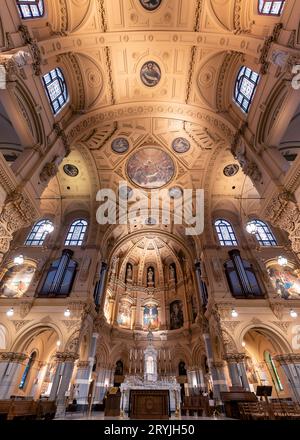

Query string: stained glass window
[19,352,36,389]
[248,219,277,246]
[215,219,238,246]
[265,351,284,391]
[258,1,285,15]
[65,220,88,246]
[17,0,44,19]
[42,68,68,115]
[234,66,260,113]
[25,220,54,246]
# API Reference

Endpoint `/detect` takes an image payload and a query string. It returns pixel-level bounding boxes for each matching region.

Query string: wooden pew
[36,400,57,420]
[7,400,38,420]
[0,401,11,420]
[220,391,258,419]
[181,396,208,417]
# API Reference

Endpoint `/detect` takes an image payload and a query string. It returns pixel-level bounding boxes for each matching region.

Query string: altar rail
[238,401,300,420]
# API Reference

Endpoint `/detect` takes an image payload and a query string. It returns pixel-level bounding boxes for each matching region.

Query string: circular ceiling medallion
[127,147,175,189]
[139,0,162,11]
[172,137,191,154]
[140,61,161,87]
[119,185,133,200]
[169,186,183,199]
[112,138,129,154]
[145,217,157,225]
[63,164,79,177]
[223,164,240,177]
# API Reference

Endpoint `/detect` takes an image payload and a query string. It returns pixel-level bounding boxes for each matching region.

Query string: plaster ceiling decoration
[140,61,162,87]
[223,164,240,177]
[172,137,191,154]
[112,137,130,154]
[126,147,175,189]
[63,164,79,177]
[139,0,162,12]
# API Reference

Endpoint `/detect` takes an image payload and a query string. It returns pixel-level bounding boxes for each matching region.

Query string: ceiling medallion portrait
[169,186,183,199]
[112,138,130,154]
[223,164,240,177]
[172,137,191,154]
[139,0,162,11]
[127,147,175,189]
[63,164,79,177]
[119,185,133,200]
[140,61,161,87]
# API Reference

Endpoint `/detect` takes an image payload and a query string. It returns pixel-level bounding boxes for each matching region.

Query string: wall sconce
[278,256,288,267]
[14,255,24,265]
[6,307,14,317]
[231,308,239,318]
[64,308,71,318]
[290,309,298,319]
[245,221,258,235]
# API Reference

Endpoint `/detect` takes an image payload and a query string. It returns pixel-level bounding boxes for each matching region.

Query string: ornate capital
[55,351,79,363]
[274,353,300,365]
[223,353,247,364]
[0,352,28,363]
[77,361,90,369]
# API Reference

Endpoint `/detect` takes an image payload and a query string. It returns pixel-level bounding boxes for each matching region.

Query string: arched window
[264,351,284,391]
[248,219,277,246]
[42,68,68,115]
[215,219,238,246]
[25,219,54,246]
[234,66,260,113]
[16,0,44,19]
[19,351,37,390]
[65,220,88,246]
[258,1,285,15]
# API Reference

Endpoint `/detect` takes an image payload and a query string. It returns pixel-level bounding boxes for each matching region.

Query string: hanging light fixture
[246,221,258,235]
[14,254,24,265]
[290,309,298,319]
[42,222,54,234]
[231,308,239,318]
[64,308,71,318]
[278,256,288,267]
[6,307,14,317]
[242,341,246,348]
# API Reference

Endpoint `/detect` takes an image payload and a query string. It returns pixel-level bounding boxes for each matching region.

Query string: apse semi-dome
[126,147,175,189]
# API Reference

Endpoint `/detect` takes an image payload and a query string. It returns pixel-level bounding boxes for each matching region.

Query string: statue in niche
[146,356,154,375]
[147,267,154,286]
[170,300,184,330]
[115,360,124,376]
[178,361,187,376]
[169,265,175,281]
[126,264,133,282]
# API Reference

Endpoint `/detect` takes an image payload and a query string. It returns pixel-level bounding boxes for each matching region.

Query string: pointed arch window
[258,1,285,15]
[248,219,277,246]
[25,220,54,246]
[42,68,68,115]
[215,219,238,246]
[264,351,284,391]
[16,0,44,19]
[65,220,88,246]
[234,66,260,113]
[19,351,37,390]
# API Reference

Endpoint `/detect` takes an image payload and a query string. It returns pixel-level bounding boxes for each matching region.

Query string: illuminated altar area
[120,332,181,414]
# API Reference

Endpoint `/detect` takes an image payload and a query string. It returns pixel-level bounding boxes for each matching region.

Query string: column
[224,353,250,390]
[55,353,79,417]
[74,361,90,408]
[203,331,228,401]
[0,352,27,399]
[274,354,300,403]
[30,361,47,400]
[49,353,65,401]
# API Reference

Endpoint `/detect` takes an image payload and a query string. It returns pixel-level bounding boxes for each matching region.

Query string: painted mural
[127,147,175,189]
[0,264,36,298]
[143,305,159,329]
[170,300,184,330]
[139,0,162,11]
[117,302,131,327]
[140,62,161,87]
[267,266,300,299]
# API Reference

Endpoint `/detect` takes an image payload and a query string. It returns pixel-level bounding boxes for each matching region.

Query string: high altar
[120,331,181,416]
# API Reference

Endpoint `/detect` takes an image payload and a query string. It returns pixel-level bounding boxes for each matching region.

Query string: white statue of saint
[146,356,154,375]
[148,268,154,284]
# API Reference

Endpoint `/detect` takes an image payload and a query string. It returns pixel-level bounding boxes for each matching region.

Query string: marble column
[49,354,65,401]
[74,361,90,407]
[30,361,47,400]
[203,332,228,402]
[0,352,28,399]
[224,353,250,391]
[274,354,300,403]
[187,366,205,392]
[55,352,79,417]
